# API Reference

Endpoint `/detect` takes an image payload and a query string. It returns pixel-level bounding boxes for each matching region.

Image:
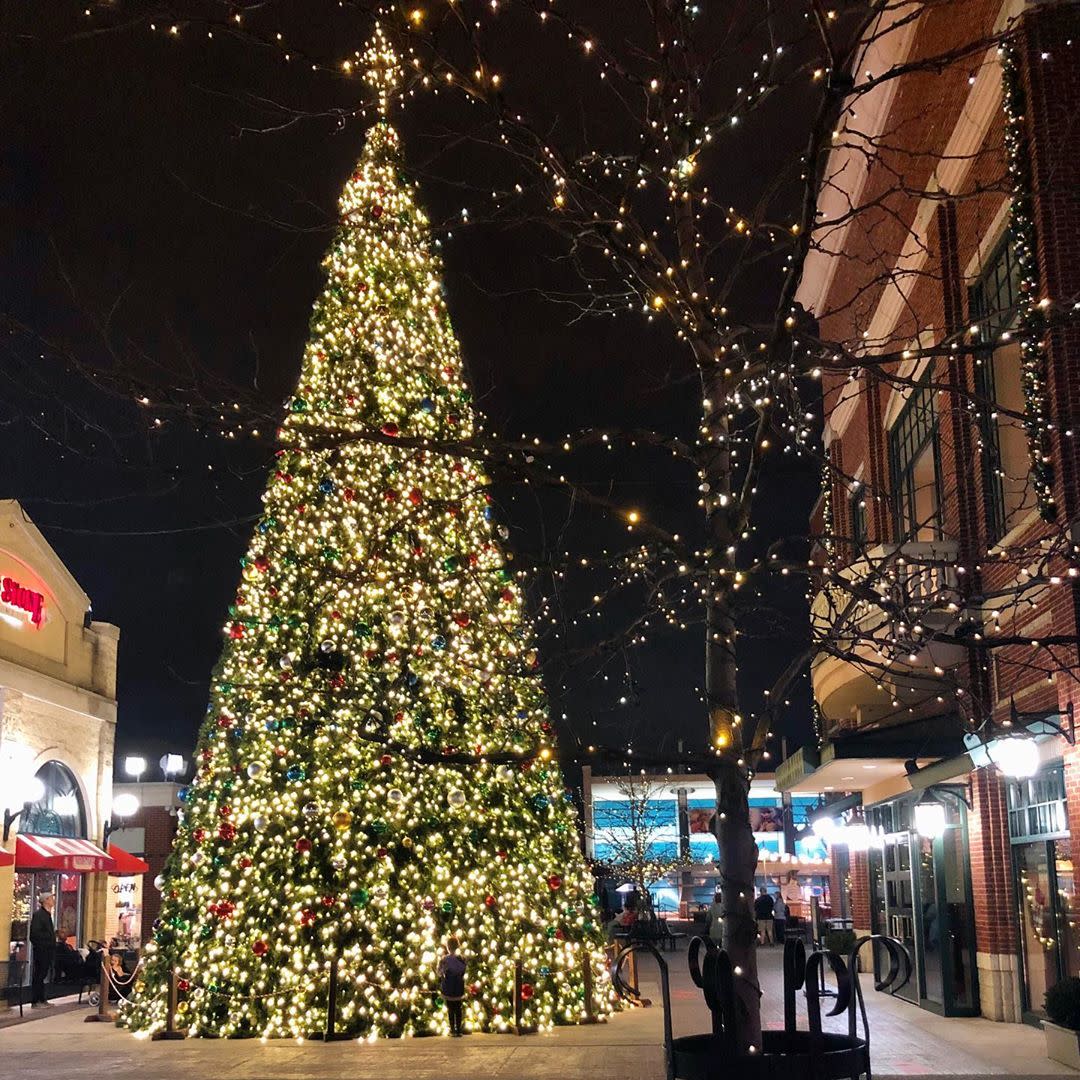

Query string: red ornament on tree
[252,940,269,957]
[295,837,313,854]
[408,488,423,506]
[299,908,316,926]
[218,823,236,842]
[453,612,471,628]
[177,978,191,992]
[547,874,563,891]
[520,983,534,1001]
[381,422,399,437]
[228,623,244,640]
[484,894,497,908]
[192,828,206,844]
[321,894,337,908]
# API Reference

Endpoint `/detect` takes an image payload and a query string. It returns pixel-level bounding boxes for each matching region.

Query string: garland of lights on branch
[1000,39,1056,522]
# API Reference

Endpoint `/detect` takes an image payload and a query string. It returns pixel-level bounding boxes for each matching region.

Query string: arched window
[22,760,86,838]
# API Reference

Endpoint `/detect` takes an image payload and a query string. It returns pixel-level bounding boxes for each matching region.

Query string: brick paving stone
[0,942,1070,1078]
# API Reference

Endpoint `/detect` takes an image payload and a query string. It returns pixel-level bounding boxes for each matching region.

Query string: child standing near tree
[438,937,467,1036]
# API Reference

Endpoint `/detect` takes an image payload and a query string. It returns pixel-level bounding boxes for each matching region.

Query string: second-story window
[849,483,867,551]
[969,237,1031,543]
[889,373,941,542]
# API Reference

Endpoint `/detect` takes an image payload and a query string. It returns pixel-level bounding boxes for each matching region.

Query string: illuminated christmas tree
[127,27,612,1040]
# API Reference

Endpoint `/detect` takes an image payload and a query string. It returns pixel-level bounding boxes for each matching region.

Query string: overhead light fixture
[811,815,839,840]
[987,737,1040,779]
[914,796,948,839]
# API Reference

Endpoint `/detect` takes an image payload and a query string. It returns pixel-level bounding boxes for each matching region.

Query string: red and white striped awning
[0,848,13,868]
[15,835,116,873]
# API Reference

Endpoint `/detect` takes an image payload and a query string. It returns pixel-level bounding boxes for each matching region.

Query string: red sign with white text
[1,577,45,626]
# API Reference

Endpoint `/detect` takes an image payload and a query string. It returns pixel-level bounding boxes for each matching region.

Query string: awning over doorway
[107,843,149,875]
[0,848,13,867]
[15,835,116,872]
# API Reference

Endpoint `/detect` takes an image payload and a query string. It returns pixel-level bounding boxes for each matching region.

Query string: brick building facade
[109,782,183,944]
[778,0,1080,1024]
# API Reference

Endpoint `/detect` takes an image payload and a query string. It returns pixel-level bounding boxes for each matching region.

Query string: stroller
[82,941,113,1006]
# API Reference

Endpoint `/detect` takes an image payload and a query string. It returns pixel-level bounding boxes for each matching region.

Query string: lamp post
[159,754,185,781]
[124,756,147,783]
[103,792,140,846]
[2,774,45,842]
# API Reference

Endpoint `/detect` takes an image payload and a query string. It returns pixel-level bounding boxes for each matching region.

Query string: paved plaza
[0,944,1069,1079]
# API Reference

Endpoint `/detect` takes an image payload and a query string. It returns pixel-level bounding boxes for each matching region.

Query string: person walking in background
[438,936,467,1036]
[754,888,776,945]
[707,890,724,944]
[30,894,56,1007]
[773,896,788,946]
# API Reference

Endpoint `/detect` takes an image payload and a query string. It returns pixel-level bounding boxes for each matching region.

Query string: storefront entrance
[1008,764,1079,1020]
[10,870,84,982]
[867,794,978,1016]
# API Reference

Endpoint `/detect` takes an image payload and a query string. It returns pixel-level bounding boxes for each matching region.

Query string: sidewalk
[0,943,1069,1079]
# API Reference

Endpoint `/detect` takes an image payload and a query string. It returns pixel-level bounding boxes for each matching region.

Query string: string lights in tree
[1000,39,1056,521]
[125,24,613,1039]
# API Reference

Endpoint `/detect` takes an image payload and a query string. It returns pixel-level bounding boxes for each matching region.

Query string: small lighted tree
[591,777,687,913]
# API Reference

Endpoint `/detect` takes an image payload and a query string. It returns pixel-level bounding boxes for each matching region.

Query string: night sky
[2,3,819,777]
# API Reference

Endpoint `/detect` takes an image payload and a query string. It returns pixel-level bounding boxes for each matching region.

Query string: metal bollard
[311,947,350,1041]
[513,958,524,1035]
[151,969,186,1040]
[84,956,115,1023]
[582,953,598,1024]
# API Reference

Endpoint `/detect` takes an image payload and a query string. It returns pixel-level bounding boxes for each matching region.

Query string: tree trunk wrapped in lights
[125,28,612,1040]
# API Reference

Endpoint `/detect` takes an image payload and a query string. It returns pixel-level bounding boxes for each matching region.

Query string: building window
[889,375,941,541]
[1008,764,1068,843]
[1009,765,1078,1017]
[969,238,1031,542]
[849,485,867,550]
[21,761,86,839]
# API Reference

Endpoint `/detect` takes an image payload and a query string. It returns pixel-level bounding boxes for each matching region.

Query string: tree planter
[672,1030,869,1079]
[1044,1020,1080,1071]
[613,935,912,1080]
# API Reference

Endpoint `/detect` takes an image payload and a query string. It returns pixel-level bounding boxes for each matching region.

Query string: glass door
[876,832,918,1004]
[12,871,85,985]
[1017,840,1059,1013]
[916,834,943,1005]
[939,820,977,1010]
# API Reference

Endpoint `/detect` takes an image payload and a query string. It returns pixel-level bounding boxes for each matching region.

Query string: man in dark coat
[29,894,56,1007]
